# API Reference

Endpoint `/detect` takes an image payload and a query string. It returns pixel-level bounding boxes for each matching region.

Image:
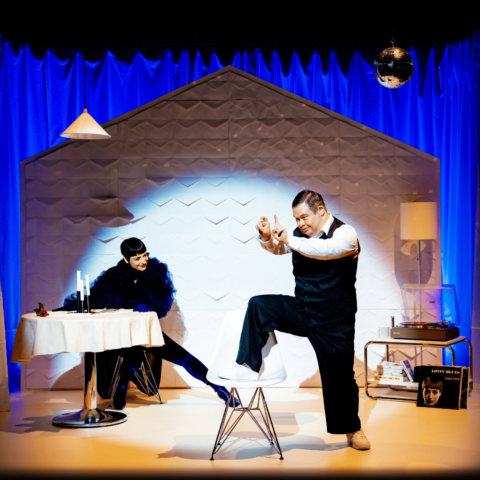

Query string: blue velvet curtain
[1,34,478,388]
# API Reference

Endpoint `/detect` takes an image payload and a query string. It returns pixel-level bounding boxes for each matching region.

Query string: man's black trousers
[236,294,361,435]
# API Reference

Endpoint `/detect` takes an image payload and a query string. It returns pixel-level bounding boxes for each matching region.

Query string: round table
[11,309,164,428]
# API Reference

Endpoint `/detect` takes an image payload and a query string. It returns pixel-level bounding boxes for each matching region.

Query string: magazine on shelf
[416,365,465,409]
[374,374,407,382]
[376,362,405,377]
[400,359,415,382]
[377,361,403,374]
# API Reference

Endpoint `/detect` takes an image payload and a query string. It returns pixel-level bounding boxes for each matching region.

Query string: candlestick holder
[76,291,81,313]
[86,295,91,313]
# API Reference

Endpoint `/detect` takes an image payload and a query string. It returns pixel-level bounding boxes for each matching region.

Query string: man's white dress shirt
[258,214,359,260]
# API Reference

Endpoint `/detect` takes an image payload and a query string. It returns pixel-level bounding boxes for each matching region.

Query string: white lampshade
[400,202,437,240]
[60,108,111,140]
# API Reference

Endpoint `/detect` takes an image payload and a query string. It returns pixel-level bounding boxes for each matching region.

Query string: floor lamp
[400,202,438,285]
[400,202,438,362]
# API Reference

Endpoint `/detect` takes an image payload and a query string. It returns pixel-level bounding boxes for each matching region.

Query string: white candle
[85,275,90,296]
[77,270,81,291]
[80,279,84,301]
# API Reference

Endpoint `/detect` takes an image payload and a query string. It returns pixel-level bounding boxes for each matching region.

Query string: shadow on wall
[51,360,84,390]
[162,301,188,344]
[297,346,377,390]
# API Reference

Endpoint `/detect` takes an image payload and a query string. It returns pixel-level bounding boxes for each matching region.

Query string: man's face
[423,387,441,406]
[292,202,327,237]
[124,251,149,272]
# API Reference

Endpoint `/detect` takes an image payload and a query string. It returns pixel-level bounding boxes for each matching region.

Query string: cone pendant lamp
[60,45,110,140]
[60,108,111,139]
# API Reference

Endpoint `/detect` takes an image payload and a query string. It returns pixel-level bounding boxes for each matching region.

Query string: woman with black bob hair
[57,237,234,409]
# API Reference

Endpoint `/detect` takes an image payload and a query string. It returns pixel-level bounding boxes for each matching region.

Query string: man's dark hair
[292,190,327,214]
[422,375,443,391]
[121,237,147,260]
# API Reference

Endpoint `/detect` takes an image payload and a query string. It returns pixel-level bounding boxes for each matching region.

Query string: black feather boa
[60,257,176,318]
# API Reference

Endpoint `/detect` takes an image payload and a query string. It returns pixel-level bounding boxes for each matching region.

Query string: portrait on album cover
[419,375,444,408]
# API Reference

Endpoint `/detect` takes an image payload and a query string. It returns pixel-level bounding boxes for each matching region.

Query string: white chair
[207,310,287,460]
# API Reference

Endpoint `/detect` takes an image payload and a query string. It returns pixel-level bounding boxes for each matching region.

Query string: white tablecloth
[11,310,165,363]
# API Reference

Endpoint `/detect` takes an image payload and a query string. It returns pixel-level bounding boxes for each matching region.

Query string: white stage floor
[0,387,479,478]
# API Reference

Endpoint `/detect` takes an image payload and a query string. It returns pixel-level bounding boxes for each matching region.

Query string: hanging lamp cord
[83,44,87,110]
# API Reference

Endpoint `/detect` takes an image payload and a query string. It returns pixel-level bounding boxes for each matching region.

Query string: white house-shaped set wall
[21,66,441,390]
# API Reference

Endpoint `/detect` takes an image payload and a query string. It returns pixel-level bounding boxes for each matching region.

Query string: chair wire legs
[210,387,283,460]
[109,352,162,406]
[135,350,163,404]
[108,356,123,400]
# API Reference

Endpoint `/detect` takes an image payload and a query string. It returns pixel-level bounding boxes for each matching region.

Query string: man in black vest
[219,190,370,450]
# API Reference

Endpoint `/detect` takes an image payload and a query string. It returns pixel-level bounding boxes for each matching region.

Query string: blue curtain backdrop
[1,34,478,388]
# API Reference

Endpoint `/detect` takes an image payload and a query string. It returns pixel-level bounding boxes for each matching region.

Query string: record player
[391,321,459,341]
[394,284,460,341]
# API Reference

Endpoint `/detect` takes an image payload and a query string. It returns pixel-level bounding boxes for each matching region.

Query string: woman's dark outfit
[58,258,231,408]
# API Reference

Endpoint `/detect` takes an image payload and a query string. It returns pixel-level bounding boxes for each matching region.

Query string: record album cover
[416,365,464,409]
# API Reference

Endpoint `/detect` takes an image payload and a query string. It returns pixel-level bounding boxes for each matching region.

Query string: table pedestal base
[53,408,127,428]
[52,352,128,428]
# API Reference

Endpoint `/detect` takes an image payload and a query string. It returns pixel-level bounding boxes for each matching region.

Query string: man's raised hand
[256,216,271,241]
[271,214,288,244]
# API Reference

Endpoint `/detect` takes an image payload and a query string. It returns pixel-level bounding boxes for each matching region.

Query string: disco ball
[373,45,414,88]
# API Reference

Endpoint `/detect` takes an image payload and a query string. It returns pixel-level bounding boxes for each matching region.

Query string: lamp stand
[418,240,422,327]
[418,240,421,284]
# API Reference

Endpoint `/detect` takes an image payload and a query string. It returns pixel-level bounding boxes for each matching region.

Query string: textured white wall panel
[20,67,441,389]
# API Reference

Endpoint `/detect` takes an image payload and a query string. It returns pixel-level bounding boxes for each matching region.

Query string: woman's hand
[134,304,153,313]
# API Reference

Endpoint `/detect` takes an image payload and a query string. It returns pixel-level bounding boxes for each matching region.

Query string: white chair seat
[206,310,287,388]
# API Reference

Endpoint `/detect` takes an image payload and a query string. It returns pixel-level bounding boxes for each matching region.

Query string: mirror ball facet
[373,46,414,88]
